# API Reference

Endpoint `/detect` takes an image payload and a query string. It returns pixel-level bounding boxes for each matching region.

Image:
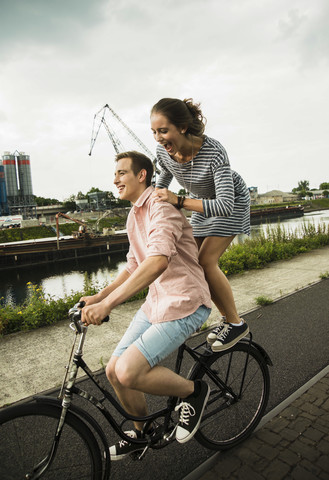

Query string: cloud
[0,0,328,201]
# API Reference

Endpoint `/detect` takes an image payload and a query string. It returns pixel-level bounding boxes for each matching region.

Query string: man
[80,151,212,460]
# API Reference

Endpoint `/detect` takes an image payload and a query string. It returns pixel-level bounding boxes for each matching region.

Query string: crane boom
[89,104,155,160]
[104,104,156,161]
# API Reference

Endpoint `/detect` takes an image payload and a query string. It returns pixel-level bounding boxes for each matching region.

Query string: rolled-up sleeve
[146,202,183,261]
[126,249,138,274]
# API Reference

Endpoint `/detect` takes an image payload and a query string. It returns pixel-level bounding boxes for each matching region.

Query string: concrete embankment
[0,245,328,408]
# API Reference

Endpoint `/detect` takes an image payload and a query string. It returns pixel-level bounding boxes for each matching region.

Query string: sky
[0,0,328,201]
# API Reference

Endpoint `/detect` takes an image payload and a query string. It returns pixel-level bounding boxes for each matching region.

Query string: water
[1,210,328,306]
[235,208,329,244]
[0,253,128,306]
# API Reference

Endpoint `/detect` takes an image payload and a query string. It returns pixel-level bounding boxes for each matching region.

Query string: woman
[150,97,250,351]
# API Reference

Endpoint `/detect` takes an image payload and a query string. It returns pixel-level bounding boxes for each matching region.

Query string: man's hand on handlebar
[80,301,110,326]
[79,294,100,306]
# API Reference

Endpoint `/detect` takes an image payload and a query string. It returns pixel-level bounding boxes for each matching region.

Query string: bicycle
[0,303,272,479]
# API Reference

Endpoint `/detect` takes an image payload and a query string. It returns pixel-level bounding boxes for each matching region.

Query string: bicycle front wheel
[0,401,103,480]
[191,342,270,450]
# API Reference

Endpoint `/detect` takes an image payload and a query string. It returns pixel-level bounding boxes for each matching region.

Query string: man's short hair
[115,151,154,187]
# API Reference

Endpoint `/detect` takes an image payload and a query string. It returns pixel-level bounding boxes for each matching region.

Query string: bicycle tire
[0,401,103,480]
[190,342,270,450]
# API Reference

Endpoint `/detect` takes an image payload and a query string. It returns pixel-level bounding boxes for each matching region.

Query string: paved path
[0,246,328,480]
[195,369,329,480]
[1,246,328,408]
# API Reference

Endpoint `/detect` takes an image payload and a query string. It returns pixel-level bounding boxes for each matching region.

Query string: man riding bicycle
[80,151,212,460]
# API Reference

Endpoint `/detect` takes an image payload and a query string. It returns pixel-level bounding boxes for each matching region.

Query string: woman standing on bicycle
[151,97,250,351]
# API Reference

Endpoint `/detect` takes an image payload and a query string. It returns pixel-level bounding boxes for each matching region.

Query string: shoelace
[175,402,196,426]
[213,321,225,335]
[216,323,232,341]
[118,430,136,448]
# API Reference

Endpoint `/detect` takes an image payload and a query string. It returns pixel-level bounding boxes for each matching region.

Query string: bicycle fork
[27,335,83,479]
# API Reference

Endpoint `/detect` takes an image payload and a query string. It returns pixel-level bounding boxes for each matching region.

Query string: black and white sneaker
[207,317,226,344]
[175,380,210,444]
[211,321,249,352]
[109,430,143,461]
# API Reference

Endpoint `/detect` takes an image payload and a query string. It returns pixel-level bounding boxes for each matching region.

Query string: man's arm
[80,268,131,305]
[81,255,168,325]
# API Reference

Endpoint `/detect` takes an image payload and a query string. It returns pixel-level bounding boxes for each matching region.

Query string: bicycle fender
[239,338,273,366]
[34,396,111,478]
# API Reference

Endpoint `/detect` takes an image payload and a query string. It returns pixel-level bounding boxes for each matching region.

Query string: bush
[219,222,329,276]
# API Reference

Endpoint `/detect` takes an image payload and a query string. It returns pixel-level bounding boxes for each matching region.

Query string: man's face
[114,157,142,203]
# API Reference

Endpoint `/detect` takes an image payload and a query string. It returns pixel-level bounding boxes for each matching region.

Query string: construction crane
[55,212,91,250]
[88,104,159,178]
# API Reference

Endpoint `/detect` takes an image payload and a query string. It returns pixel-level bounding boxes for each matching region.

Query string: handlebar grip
[71,301,110,324]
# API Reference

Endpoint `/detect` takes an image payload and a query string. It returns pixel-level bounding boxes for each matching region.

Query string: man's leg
[106,355,149,432]
[114,344,194,398]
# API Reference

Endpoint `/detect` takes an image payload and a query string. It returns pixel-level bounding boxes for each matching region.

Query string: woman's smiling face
[150,113,186,156]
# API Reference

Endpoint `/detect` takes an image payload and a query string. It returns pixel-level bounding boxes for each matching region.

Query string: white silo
[17,152,34,197]
[2,152,19,197]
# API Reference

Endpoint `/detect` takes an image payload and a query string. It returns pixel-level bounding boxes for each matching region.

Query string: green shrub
[219,222,329,276]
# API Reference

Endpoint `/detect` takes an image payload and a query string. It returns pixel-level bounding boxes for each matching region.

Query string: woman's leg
[195,236,241,324]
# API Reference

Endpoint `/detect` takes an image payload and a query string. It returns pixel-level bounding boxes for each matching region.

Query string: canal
[1,209,328,306]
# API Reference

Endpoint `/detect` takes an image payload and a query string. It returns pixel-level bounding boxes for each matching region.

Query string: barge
[0,233,129,269]
[250,205,304,225]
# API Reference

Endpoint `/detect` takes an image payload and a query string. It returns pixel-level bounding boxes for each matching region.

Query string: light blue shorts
[112,305,211,368]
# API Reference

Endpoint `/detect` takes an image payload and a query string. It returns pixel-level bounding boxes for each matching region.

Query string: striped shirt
[155,136,250,237]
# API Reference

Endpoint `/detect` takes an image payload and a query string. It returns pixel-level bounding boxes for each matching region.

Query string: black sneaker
[109,430,144,461]
[211,321,249,352]
[207,317,226,344]
[175,380,210,444]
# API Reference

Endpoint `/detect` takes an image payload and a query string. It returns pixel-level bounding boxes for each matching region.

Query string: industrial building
[0,151,36,218]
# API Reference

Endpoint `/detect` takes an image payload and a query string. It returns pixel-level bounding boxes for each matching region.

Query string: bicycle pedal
[163,424,177,443]
[129,449,145,461]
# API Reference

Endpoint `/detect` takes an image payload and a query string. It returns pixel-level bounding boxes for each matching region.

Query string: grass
[319,271,329,279]
[1,222,328,336]
[255,296,273,306]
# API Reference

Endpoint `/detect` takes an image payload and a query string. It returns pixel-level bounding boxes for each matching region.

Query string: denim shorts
[112,305,211,368]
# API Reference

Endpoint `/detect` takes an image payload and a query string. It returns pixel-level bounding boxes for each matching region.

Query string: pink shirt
[125,186,212,323]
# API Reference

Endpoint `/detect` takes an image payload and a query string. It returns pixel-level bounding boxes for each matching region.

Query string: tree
[297,180,310,191]
[292,180,310,199]
[76,191,87,200]
[320,182,329,190]
[63,194,77,211]
[87,187,102,195]
[34,196,60,206]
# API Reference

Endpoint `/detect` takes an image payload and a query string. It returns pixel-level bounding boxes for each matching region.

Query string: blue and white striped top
[155,136,250,237]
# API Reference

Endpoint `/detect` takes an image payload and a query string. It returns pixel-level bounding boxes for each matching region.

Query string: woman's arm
[152,187,205,213]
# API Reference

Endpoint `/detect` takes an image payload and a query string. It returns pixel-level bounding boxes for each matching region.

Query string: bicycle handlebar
[68,302,109,333]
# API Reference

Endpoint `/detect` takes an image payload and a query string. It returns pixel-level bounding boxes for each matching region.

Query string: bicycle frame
[31,309,270,478]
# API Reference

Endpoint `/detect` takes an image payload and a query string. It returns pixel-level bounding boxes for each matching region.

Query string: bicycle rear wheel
[191,342,270,450]
[0,401,103,479]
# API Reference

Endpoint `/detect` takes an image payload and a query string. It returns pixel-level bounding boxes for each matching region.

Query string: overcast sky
[1,0,328,201]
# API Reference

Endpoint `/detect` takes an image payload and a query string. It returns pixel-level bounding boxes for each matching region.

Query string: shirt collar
[133,186,154,208]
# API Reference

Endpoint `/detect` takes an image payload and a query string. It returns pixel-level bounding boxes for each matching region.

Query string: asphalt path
[100,279,329,479]
[3,280,329,480]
